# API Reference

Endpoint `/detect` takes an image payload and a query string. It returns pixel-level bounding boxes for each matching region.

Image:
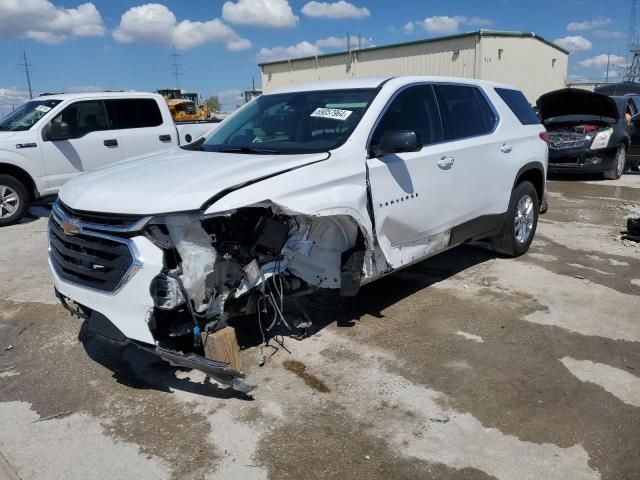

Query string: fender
[0,147,46,198]
[513,161,546,196]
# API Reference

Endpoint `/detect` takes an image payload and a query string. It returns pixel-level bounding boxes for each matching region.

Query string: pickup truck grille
[49,202,144,293]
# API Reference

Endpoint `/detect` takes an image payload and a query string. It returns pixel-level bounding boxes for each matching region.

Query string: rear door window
[371,85,443,150]
[106,99,163,129]
[433,85,497,141]
[495,88,540,125]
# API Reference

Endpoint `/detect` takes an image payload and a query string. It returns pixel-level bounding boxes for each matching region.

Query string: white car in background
[49,76,548,392]
[0,92,215,225]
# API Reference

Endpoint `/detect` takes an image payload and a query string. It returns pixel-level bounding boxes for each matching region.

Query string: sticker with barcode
[310,107,352,121]
[35,105,52,113]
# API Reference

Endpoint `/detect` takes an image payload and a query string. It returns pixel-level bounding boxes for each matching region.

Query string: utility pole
[170,45,182,89]
[626,0,640,82]
[20,50,33,99]
[605,52,611,82]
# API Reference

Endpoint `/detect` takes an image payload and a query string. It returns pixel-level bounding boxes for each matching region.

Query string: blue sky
[0,0,634,113]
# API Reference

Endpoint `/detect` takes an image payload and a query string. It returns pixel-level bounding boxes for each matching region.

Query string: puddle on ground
[283,359,330,393]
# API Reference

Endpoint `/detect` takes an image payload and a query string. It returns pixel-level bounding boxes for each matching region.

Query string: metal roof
[258,30,569,67]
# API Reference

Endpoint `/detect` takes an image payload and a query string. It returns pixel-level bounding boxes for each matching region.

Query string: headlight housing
[589,128,613,150]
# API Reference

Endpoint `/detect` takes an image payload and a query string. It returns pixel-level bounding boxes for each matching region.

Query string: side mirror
[373,130,420,157]
[44,122,72,141]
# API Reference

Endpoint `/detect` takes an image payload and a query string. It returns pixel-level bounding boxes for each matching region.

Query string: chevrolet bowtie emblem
[60,220,81,236]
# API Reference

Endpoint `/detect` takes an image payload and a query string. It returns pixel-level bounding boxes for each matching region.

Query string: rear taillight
[539,132,550,143]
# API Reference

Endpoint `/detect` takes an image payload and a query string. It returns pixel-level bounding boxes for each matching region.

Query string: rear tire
[491,181,539,257]
[604,145,626,180]
[0,175,29,227]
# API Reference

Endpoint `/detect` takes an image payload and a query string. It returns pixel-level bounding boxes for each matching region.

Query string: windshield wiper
[0,126,9,131]
[216,146,281,155]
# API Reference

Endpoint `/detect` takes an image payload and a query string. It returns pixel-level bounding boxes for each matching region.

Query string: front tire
[491,181,539,257]
[0,175,29,227]
[604,145,626,180]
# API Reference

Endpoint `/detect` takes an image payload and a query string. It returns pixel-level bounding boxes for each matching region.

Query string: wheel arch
[0,163,38,200]
[513,162,545,205]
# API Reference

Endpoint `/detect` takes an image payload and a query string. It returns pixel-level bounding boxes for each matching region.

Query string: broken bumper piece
[132,342,254,394]
[55,288,254,394]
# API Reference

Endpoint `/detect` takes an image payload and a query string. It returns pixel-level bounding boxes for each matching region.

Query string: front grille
[49,216,135,292]
[56,202,143,229]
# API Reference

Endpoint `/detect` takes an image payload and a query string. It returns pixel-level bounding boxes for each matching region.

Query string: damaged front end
[142,205,364,390]
[50,197,368,394]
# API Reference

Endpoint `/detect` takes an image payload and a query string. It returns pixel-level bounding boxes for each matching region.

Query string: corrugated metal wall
[261,36,477,91]
[260,35,568,102]
[478,36,568,102]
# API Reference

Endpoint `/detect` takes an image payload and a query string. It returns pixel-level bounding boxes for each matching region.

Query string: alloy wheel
[0,185,19,219]
[514,194,534,244]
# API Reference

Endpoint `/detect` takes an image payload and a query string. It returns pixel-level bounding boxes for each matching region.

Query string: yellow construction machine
[157,88,209,122]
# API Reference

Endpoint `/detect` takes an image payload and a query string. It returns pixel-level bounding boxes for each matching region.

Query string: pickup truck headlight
[589,128,613,150]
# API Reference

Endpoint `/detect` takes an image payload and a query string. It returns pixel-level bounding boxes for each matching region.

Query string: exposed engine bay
[546,123,604,150]
[144,206,365,369]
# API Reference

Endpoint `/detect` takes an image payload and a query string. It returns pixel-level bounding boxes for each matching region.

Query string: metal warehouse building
[259,30,569,103]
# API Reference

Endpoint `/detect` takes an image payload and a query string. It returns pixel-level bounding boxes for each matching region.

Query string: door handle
[501,144,513,153]
[103,139,118,147]
[159,134,171,142]
[437,156,455,169]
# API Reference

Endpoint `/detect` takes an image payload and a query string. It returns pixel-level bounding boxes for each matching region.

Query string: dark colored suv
[537,88,640,179]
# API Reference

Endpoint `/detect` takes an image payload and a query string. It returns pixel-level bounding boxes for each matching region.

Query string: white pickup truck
[0,92,216,225]
[50,76,548,392]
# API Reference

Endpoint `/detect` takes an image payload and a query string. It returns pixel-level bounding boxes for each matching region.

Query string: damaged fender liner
[56,289,254,394]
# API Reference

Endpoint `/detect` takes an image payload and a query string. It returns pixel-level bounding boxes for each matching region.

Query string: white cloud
[594,30,624,39]
[257,35,372,62]
[567,17,613,32]
[257,41,322,62]
[0,1,105,44]
[222,0,298,28]
[405,15,493,36]
[402,22,415,34]
[422,16,460,35]
[553,35,592,53]
[113,4,250,51]
[0,88,29,109]
[301,1,370,19]
[578,53,626,68]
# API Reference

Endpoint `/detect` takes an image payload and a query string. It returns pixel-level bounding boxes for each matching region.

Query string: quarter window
[50,101,109,138]
[434,85,497,141]
[495,88,540,125]
[371,85,443,151]
[105,99,163,129]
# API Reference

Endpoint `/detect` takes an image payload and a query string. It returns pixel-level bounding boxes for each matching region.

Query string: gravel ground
[1,173,639,480]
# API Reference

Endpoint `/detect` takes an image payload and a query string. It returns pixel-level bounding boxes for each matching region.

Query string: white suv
[49,76,548,392]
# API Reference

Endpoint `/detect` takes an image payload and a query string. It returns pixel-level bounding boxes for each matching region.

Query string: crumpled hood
[536,88,619,122]
[59,148,329,214]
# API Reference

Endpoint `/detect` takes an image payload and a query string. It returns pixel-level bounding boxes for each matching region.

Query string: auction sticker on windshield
[311,107,352,121]
[35,105,52,113]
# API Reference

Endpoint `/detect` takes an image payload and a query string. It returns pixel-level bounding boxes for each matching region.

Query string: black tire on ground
[604,145,626,180]
[490,180,539,257]
[0,174,29,227]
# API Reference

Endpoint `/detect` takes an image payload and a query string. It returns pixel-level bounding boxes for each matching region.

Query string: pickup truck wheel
[0,175,28,227]
[490,180,539,257]
[604,146,625,180]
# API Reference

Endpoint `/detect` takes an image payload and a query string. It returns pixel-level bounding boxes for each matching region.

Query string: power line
[19,50,33,99]
[170,45,182,89]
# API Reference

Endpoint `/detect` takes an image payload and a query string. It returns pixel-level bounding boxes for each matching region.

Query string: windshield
[202,89,377,154]
[0,99,61,131]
